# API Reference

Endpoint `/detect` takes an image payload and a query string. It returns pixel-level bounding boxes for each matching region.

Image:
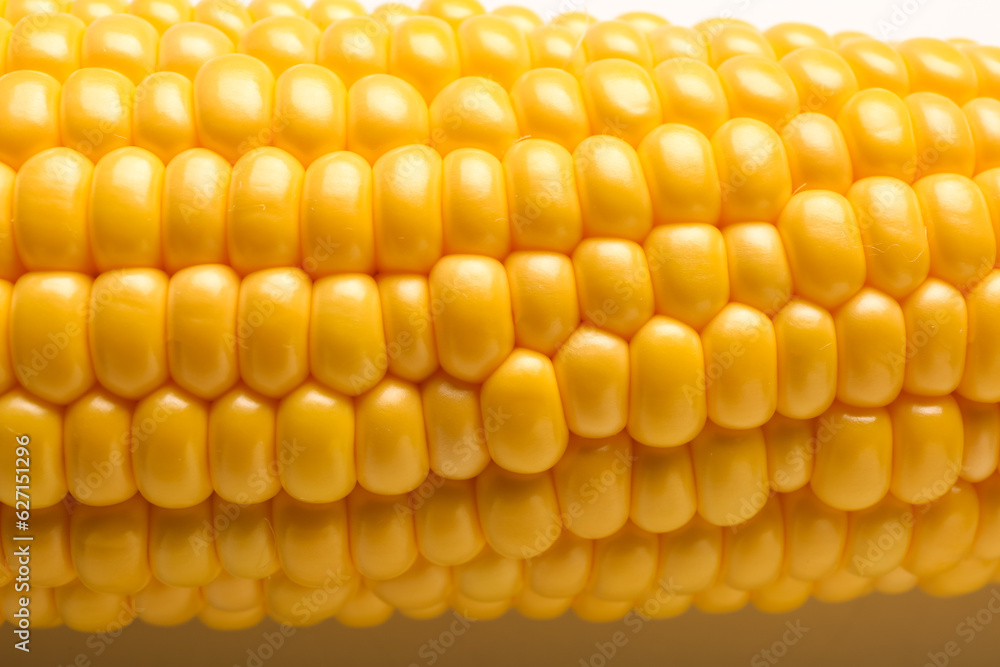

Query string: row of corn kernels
[3,378,998,524]
[2,475,998,628]
[6,44,1000,172]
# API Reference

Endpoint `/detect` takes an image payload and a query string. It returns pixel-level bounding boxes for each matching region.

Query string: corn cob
[3,0,1000,629]
[1,476,999,630]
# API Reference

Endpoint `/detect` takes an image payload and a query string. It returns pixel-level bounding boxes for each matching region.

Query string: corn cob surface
[1,0,1000,630]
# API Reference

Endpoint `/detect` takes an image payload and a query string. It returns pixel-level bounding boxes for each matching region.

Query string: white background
[345,0,1000,44]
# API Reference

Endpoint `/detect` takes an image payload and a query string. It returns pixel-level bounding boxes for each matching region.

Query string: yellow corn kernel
[914,173,996,289]
[336,583,393,627]
[897,37,978,105]
[0,390,66,508]
[573,238,654,340]
[773,299,837,420]
[553,433,632,539]
[355,376,430,495]
[207,385,279,504]
[194,53,274,164]
[780,112,854,194]
[413,477,485,565]
[238,15,319,78]
[132,72,197,165]
[0,71,60,172]
[227,147,303,275]
[905,92,976,181]
[722,222,791,317]
[586,523,658,601]
[582,19,652,69]
[60,67,133,162]
[129,0,191,34]
[751,574,813,614]
[166,265,239,400]
[837,88,917,182]
[161,148,229,272]
[581,58,661,148]
[372,144,442,272]
[814,566,873,602]
[267,570,352,624]
[192,0,250,46]
[481,348,567,474]
[199,603,266,630]
[639,124,722,226]
[418,0,483,29]
[10,272,94,404]
[149,501,221,587]
[376,275,438,382]
[348,488,418,581]
[310,274,385,395]
[706,23,775,67]
[70,496,150,594]
[702,303,777,430]
[429,77,518,160]
[135,580,203,627]
[780,486,846,581]
[842,493,912,577]
[132,384,211,508]
[71,0,127,25]
[456,14,529,90]
[835,287,906,407]
[720,494,784,590]
[778,190,866,309]
[717,55,799,129]
[317,17,388,90]
[440,148,509,259]
[89,268,168,399]
[553,326,629,439]
[901,278,968,396]
[516,587,572,620]
[836,37,910,96]
[645,223,729,330]
[630,443,696,533]
[276,380,355,504]
[963,45,1000,97]
[964,98,1000,174]
[956,397,1000,483]
[764,22,833,59]
[475,463,561,559]
[56,582,134,633]
[2,586,60,629]
[655,516,721,595]
[0,18,8,72]
[508,67,588,153]
[64,388,135,506]
[0,280,15,390]
[6,12,84,83]
[157,22,234,81]
[712,118,792,225]
[373,556,451,613]
[904,480,980,576]
[81,14,159,85]
[959,270,1000,402]
[846,176,930,299]
[420,371,490,480]
[214,497,280,580]
[2,502,74,587]
[524,531,589,598]
[491,5,539,35]
[649,25,708,64]
[4,0,65,24]
[299,151,373,276]
[651,58,730,138]
[505,251,579,356]
[89,147,165,271]
[763,414,814,492]
[271,64,346,167]
[810,402,892,511]
[388,16,459,105]
[890,394,964,504]
[271,492,355,588]
[308,0,362,28]
[974,474,1000,558]
[454,546,520,603]
[202,570,263,612]
[248,0,305,20]
[691,422,769,526]
[573,136,652,242]
[780,48,858,119]
[236,268,310,398]
[503,138,583,252]
[627,316,706,448]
